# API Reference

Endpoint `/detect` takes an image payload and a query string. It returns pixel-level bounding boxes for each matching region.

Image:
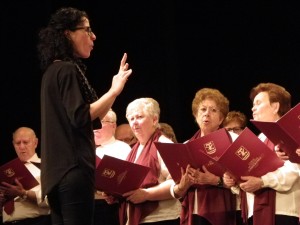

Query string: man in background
[94,110,131,225]
[1,127,51,224]
[115,123,137,147]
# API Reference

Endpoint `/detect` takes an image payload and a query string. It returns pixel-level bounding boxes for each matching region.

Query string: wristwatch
[217,177,223,187]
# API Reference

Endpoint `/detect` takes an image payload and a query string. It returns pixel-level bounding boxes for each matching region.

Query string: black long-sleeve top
[40,61,95,198]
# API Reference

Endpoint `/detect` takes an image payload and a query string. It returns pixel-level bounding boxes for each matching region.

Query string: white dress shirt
[95,136,131,160]
[245,133,300,218]
[2,153,50,222]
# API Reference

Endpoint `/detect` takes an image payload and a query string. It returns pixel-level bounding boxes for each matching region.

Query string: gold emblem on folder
[204,141,216,155]
[4,168,15,178]
[235,146,250,160]
[101,168,115,178]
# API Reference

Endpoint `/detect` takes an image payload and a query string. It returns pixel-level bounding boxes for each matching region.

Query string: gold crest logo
[235,146,250,160]
[4,168,15,178]
[101,168,115,178]
[204,141,216,155]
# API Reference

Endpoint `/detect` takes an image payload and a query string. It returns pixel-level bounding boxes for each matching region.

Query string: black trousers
[274,215,299,225]
[241,215,298,225]
[93,199,119,225]
[48,167,94,225]
[192,215,211,225]
[236,210,248,225]
[3,215,51,225]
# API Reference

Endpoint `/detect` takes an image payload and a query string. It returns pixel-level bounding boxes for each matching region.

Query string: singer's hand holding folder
[0,158,39,206]
[154,128,233,183]
[95,155,150,197]
[0,158,39,189]
[250,102,300,163]
[155,128,285,184]
[216,127,284,182]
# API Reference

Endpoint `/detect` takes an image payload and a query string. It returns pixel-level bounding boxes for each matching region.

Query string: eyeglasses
[198,106,219,114]
[225,127,244,134]
[71,26,94,37]
[101,120,115,125]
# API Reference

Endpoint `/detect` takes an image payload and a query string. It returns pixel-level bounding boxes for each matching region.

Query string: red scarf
[253,188,276,225]
[252,138,276,225]
[181,130,236,225]
[240,190,248,223]
[119,130,161,225]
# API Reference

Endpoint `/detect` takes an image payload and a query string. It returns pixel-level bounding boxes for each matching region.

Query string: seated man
[1,127,51,225]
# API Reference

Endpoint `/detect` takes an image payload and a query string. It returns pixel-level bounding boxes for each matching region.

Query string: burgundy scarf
[119,130,161,225]
[181,129,236,225]
[240,190,248,223]
[253,188,275,225]
[252,138,276,225]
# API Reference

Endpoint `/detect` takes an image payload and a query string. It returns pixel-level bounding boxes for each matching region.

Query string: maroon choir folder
[95,155,150,197]
[250,102,300,163]
[0,158,39,190]
[217,127,284,182]
[154,128,233,183]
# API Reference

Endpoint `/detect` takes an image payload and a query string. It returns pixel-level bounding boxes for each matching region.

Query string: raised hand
[110,53,133,96]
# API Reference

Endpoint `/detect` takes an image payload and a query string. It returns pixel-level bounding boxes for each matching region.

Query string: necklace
[74,63,98,103]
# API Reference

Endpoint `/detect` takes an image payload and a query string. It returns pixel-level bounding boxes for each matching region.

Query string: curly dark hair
[37,7,98,104]
[37,7,89,72]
